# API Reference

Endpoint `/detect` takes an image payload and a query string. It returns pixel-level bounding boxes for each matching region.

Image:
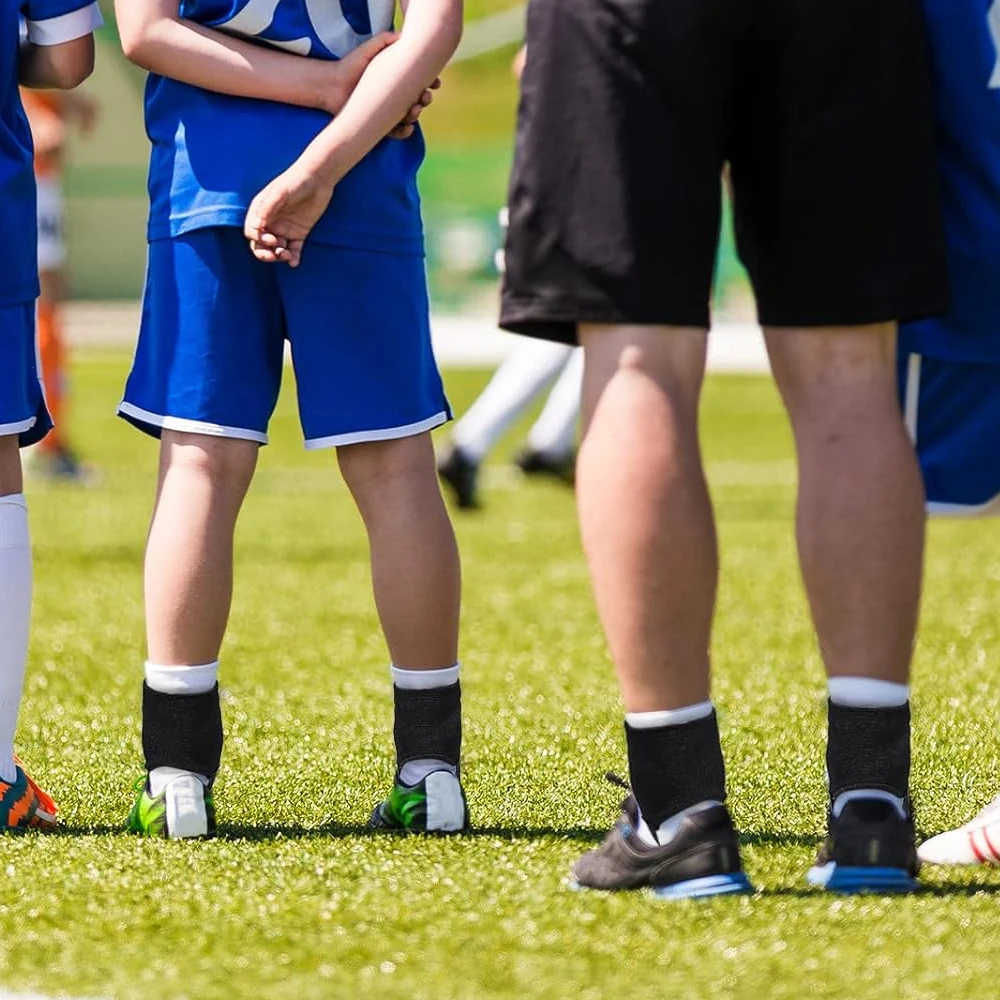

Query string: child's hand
[319,32,398,115]
[244,167,334,268]
[388,77,441,140]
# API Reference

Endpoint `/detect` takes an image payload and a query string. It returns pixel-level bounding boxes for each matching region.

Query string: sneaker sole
[653,873,754,900]
[807,862,918,894]
[568,872,754,899]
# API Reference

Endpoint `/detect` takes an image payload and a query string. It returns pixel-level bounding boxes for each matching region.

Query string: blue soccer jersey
[899,0,1000,362]
[144,0,425,255]
[0,0,101,305]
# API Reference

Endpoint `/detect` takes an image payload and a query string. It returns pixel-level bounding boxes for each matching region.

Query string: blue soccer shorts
[120,228,451,448]
[0,302,52,447]
[898,351,1000,517]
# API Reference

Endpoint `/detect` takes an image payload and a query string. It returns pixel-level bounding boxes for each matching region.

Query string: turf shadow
[213,824,608,842]
[763,881,1000,898]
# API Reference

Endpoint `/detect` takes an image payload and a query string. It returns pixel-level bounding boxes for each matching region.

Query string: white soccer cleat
[128,767,215,839]
[918,794,1000,865]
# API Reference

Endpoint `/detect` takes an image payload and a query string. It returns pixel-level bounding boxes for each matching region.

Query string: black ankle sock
[625,711,726,830]
[142,682,224,781]
[826,700,910,802]
[393,682,462,771]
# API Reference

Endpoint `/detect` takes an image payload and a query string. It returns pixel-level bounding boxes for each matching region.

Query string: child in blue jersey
[0,0,100,828]
[897,0,1000,864]
[898,0,1000,517]
[115,0,467,838]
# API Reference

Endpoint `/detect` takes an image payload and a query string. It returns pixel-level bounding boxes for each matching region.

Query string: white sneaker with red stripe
[918,794,1000,865]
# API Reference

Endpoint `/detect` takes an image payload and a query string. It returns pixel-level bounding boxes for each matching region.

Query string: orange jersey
[19,89,65,179]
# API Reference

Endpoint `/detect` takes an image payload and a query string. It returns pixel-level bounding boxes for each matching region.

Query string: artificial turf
[2,354,998,1000]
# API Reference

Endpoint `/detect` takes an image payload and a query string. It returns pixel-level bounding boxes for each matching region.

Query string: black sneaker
[438,446,480,510]
[807,798,920,893]
[514,447,576,487]
[571,790,752,899]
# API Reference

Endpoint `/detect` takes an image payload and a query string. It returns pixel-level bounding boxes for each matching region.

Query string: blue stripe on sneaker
[807,863,918,894]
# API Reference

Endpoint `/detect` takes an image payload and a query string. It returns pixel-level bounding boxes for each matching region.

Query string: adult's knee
[579,324,707,425]
[765,324,900,431]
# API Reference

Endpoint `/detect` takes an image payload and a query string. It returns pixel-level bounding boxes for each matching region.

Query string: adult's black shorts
[499,0,949,344]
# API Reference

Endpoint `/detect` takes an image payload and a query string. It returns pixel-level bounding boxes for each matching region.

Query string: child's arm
[244,0,463,266]
[115,0,396,115]
[19,4,101,89]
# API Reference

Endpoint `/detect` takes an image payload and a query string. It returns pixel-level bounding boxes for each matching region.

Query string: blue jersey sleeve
[22,0,102,45]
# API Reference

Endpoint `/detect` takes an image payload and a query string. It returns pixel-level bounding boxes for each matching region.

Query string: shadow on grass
[53,824,823,846]
[216,824,610,843]
[48,822,608,842]
[764,882,1000,898]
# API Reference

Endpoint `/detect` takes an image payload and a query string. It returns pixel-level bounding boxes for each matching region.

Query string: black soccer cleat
[437,446,480,510]
[514,447,576,487]
[807,798,920,893]
[571,792,752,899]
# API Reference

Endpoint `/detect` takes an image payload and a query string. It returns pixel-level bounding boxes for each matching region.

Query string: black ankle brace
[827,700,910,801]
[393,682,462,770]
[142,682,224,781]
[625,711,727,830]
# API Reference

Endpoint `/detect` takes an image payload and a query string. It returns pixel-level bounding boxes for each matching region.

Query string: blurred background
[64,1,751,317]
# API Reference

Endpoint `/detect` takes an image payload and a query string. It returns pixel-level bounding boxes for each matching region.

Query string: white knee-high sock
[526,348,583,457]
[452,340,575,462]
[0,495,32,784]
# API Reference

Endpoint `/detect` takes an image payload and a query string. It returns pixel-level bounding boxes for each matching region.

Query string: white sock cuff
[391,664,460,691]
[0,495,28,548]
[145,661,219,696]
[828,677,909,709]
[626,701,714,729]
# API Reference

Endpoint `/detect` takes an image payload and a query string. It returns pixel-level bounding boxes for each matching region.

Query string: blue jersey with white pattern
[900,0,1000,362]
[145,0,425,254]
[2,0,97,303]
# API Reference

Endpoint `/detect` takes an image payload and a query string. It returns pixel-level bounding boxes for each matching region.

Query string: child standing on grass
[0,0,100,829]
[115,0,467,838]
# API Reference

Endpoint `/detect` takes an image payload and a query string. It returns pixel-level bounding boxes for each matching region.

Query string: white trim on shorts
[927,495,1000,518]
[903,352,921,446]
[117,402,268,445]
[26,3,103,45]
[304,411,449,451]
[0,417,37,438]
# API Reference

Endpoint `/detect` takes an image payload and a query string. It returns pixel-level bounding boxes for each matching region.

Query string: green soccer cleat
[127,769,216,839]
[369,770,469,833]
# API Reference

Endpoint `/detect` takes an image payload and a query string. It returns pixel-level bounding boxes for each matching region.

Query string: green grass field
[4,354,1000,1000]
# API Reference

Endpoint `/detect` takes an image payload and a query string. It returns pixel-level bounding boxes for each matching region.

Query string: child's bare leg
[339,432,466,828]
[145,432,259,665]
[338,432,460,669]
[138,431,258,835]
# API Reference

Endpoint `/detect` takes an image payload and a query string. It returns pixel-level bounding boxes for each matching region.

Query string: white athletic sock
[525,348,583,457]
[828,677,909,708]
[626,701,718,845]
[391,664,460,691]
[145,661,219,696]
[625,701,715,730]
[0,495,31,785]
[828,677,909,819]
[452,340,575,462]
[392,664,460,784]
[636,800,723,847]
